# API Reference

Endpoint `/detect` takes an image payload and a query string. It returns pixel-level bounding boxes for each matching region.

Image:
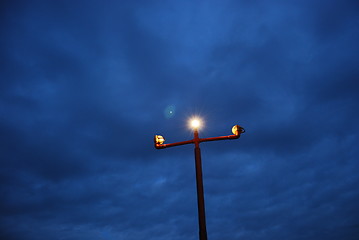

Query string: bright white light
[191,119,200,128]
[188,117,203,130]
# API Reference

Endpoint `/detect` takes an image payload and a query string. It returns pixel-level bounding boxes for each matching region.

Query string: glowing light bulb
[154,135,165,144]
[188,117,203,130]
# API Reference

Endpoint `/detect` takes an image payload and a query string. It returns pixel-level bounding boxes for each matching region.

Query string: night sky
[1,1,359,239]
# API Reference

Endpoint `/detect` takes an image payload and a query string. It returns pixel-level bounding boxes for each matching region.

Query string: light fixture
[154,135,165,144]
[189,117,202,130]
[232,125,244,136]
[154,118,245,240]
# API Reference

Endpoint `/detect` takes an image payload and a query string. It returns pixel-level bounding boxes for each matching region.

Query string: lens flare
[164,105,176,119]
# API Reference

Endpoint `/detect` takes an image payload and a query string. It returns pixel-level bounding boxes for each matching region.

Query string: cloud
[1,1,358,239]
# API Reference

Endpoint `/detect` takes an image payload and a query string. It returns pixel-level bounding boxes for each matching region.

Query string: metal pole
[154,123,244,239]
[194,129,208,240]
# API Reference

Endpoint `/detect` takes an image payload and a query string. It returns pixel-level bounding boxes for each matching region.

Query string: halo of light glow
[188,117,203,130]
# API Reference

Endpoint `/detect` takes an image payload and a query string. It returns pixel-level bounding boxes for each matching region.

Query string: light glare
[192,119,200,128]
[189,117,203,130]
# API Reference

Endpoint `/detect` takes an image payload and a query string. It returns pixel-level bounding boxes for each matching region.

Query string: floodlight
[232,125,245,136]
[189,117,202,130]
[154,135,165,144]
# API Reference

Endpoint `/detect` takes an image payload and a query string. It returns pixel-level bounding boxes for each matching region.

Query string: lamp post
[154,118,245,240]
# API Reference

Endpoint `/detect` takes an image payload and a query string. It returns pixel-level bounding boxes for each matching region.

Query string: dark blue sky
[1,0,359,239]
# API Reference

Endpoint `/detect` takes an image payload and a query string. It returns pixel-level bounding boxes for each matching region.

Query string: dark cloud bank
[1,0,359,239]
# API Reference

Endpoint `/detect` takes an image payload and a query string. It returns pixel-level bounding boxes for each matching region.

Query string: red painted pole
[154,123,244,240]
[194,129,208,240]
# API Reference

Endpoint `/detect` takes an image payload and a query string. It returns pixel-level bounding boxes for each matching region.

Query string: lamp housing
[232,125,245,136]
[154,135,165,145]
